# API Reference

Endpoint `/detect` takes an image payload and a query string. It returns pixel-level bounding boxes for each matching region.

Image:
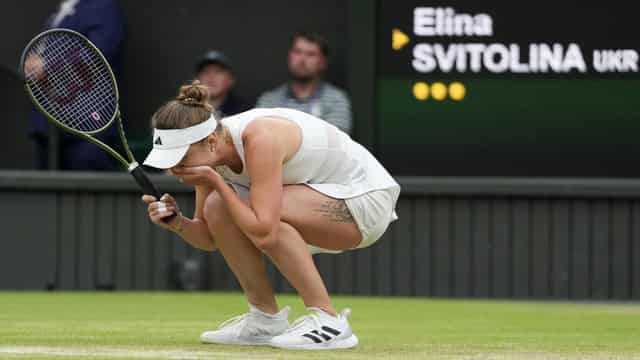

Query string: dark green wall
[1,171,639,300]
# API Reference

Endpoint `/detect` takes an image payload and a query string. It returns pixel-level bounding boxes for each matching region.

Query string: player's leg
[258,213,359,350]
[198,186,356,348]
[204,191,278,313]
[203,189,335,316]
[208,194,357,350]
[202,184,396,349]
[263,221,336,314]
[247,184,396,315]
[266,184,398,350]
[280,185,363,251]
[199,191,289,345]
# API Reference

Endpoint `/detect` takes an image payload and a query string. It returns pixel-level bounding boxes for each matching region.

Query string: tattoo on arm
[313,200,355,223]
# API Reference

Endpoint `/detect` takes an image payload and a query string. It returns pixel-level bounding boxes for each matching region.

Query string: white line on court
[0,346,277,359]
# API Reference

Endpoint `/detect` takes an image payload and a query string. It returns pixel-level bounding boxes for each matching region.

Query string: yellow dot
[449,82,466,101]
[413,82,429,100]
[431,82,447,101]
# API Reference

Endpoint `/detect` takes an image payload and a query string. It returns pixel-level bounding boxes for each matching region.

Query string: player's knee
[255,221,300,254]
[254,222,292,253]
[203,192,229,231]
[253,233,279,253]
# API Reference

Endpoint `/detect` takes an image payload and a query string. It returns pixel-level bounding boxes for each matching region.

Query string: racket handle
[129,163,177,223]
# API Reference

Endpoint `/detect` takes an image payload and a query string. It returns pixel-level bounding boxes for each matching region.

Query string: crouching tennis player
[142,80,400,350]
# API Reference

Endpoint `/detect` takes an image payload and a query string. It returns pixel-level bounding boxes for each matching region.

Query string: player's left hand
[171,165,222,187]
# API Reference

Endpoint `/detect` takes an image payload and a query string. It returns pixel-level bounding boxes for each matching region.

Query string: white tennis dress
[218,108,398,196]
[216,108,400,252]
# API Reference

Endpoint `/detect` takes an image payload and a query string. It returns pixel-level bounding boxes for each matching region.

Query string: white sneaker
[200,304,290,346]
[269,307,358,350]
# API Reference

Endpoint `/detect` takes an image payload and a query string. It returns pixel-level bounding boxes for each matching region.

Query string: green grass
[0,292,639,359]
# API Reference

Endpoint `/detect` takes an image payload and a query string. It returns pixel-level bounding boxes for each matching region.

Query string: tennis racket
[20,28,175,221]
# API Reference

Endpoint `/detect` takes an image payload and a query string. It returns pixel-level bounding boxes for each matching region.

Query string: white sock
[307,306,337,318]
[249,303,288,319]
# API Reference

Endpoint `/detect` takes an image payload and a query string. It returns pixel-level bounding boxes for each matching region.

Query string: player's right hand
[142,193,183,232]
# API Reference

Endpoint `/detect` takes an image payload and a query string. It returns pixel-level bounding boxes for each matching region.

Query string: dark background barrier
[1,171,638,299]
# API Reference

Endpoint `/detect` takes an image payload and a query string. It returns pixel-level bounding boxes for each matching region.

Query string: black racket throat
[128,163,177,223]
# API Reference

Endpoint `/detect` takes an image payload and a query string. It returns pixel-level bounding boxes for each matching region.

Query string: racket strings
[44,37,114,131]
[36,36,113,130]
[30,42,111,132]
[23,31,117,133]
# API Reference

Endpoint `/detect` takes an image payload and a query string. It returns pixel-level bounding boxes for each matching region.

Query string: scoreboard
[376,1,640,176]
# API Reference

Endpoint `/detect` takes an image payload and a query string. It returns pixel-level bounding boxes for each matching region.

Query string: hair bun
[177,80,212,111]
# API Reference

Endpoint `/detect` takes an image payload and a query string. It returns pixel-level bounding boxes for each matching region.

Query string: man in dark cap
[195,50,249,118]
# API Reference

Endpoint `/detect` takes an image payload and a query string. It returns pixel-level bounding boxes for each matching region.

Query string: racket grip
[129,163,177,223]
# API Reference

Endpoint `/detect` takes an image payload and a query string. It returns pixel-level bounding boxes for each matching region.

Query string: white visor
[143,115,218,169]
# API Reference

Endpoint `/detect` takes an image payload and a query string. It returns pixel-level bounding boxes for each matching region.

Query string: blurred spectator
[30,0,125,170]
[195,50,249,118]
[256,31,352,134]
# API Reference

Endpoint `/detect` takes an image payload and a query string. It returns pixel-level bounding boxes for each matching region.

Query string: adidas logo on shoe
[302,326,342,343]
[270,307,358,350]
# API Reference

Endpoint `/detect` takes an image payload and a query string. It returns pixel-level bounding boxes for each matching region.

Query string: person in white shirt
[142,80,400,350]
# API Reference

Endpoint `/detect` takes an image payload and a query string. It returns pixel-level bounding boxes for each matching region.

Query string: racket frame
[20,28,134,169]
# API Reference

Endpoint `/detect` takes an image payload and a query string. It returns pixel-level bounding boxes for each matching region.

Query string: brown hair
[290,31,329,57]
[151,80,213,130]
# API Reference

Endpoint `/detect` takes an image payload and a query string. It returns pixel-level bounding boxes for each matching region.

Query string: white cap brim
[142,114,218,169]
[143,145,189,169]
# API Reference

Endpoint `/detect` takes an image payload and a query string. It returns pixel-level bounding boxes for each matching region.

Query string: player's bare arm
[142,184,216,251]
[211,121,285,249]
